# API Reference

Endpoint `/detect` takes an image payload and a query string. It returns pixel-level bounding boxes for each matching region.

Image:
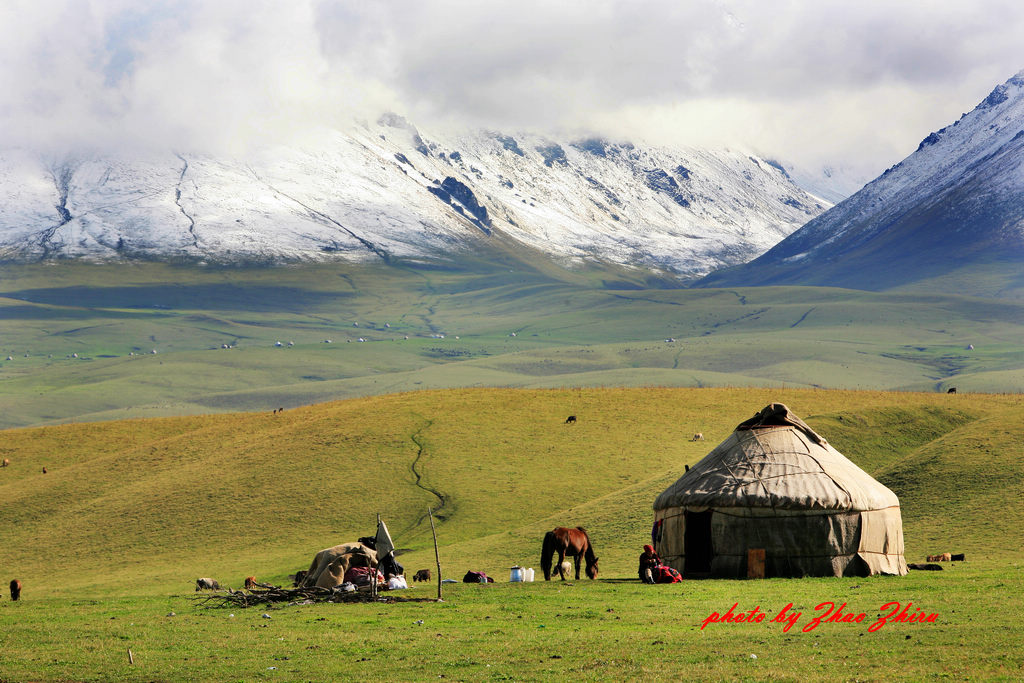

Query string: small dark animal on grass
[463,571,494,583]
[541,527,599,581]
[292,570,308,587]
[413,569,431,582]
[10,579,21,601]
[195,577,220,591]
[951,553,966,562]
[565,415,577,424]
[42,467,47,474]
[908,563,943,571]
[244,576,257,590]
[947,387,957,394]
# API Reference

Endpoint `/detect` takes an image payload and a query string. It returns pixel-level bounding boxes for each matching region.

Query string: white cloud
[1,0,1022,172]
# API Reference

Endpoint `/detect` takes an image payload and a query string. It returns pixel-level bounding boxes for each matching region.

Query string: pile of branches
[192,585,438,609]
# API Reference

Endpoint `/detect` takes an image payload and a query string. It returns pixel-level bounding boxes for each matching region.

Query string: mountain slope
[699,70,1024,297]
[0,119,827,279]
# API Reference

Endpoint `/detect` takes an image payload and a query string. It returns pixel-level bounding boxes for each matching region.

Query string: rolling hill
[1,387,1020,595]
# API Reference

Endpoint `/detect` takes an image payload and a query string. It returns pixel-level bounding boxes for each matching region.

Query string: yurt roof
[654,404,900,512]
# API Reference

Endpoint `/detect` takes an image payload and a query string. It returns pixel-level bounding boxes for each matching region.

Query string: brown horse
[541,527,599,580]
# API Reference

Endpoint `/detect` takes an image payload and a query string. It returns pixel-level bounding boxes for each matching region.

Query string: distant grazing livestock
[195,577,220,591]
[292,570,308,587]
[244,576,257,590]
[565,415,577,424]
[10,579,21,601]
[42,467,47,474]
[413,569,432,582]
[691,433,704,441]
[926,553,952,562]
[908,563,943,571]
[951,553,966,562]
[2,458,8,467]
[302,542,377,587]
[947,387,957,394]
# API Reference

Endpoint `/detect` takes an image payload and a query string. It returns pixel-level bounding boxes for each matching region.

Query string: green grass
[1,387,1023,680]
[2,262,1023,429]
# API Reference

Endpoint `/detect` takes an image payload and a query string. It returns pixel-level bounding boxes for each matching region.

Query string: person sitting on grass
[639,544,661,584]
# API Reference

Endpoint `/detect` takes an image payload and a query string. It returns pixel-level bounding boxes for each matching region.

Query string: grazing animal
[947,387,957,394]
[302,542,377,587]
[292,570,308,587]
[244,576,257,590]
[10,579,21,601]
[691,433,704,441]
[195,577,220,591]
[951,553,966,562]
[42,467,47,474]
[412,569,432,582]
[908,563,943,571]
[541,527,599,581]
[565,415,577,424]
[2,458,9,467]
[315,556,351,589]
[926,553,952,562]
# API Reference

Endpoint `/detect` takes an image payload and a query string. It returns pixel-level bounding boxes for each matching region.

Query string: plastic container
[510,566,524,582]
[525,568,535,582]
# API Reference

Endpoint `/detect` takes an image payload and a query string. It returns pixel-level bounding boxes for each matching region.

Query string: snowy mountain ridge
[0,117,829,279]
[699,69,1024,293]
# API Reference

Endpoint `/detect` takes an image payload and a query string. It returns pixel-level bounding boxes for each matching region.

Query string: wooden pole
[372,513,380,599]
[429,507,442,600]
[127,648,134,665]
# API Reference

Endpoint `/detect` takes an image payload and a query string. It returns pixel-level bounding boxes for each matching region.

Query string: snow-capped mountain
[700,70,1024,292]
[0,117,828,279]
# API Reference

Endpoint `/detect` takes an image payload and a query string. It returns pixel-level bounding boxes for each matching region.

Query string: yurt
[653,404,908,578]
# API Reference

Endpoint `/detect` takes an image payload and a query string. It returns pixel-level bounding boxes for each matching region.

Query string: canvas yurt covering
[653,404,907,578]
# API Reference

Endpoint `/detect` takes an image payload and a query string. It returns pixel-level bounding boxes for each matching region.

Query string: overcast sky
[2,0,1022,177]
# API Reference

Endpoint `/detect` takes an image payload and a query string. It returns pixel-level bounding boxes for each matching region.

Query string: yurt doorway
[684,510,713,576]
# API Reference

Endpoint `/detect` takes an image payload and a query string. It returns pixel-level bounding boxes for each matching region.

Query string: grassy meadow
[1,387,1023,681]
[2,261,1023,429]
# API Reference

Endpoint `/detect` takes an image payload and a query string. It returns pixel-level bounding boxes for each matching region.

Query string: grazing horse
[691,433,704,441]
[947,387,957,394]
[541,527,599,581]
[244,576,257,590]
[10,579,21,601]
[565,415,577,424]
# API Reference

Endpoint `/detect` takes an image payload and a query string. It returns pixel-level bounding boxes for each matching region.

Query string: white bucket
[510,566,524,582]
[524,567,535,582]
